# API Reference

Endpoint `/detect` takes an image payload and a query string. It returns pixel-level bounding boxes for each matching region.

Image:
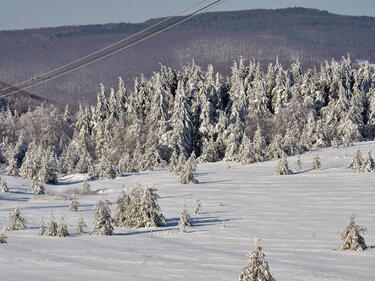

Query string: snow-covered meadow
[1,142,374,281]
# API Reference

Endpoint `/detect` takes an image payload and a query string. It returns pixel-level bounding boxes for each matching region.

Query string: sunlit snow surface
[1,142,374,281]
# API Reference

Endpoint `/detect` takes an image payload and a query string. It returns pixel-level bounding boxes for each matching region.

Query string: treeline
[0,56,375,182]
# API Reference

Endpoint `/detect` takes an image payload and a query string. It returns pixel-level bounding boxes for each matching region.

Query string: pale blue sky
[1,0,374,30]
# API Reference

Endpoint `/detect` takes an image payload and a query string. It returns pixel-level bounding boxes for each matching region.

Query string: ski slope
[1,142,374,281]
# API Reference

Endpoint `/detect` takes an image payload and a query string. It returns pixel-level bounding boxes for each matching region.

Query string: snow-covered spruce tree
[179,162,199,184]
[5,157,19,177]
[57,216,70,237]
[81,180,92,194]
[45,215,58,236]
[347,148,363,170]
[168,150,178,173]
[29,179,45,195]
[97,154,117,179]
[339,215,367,251]
[0,177,9,192]
[0,232,7,244]
[238,238,275,281]
[179,206,192,227]
[39,219,45,235]
[186,151,197,173]
[123,185,166,228]
[87,163,99,181]
[114,190,130,227]
[294,156,302,172]
[312,154,321,170]
[38,154,58,184]
[359,151,375,172]
[178,218,186,232]
[92,200,114,235]
[5,205,27,231]
[69,195,80,212]
[237,135,256,164]
[275,154,292,175]
[194,199,202,215]
[76,215,87,234]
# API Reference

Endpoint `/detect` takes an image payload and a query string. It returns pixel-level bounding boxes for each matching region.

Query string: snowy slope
[1,142,375,281]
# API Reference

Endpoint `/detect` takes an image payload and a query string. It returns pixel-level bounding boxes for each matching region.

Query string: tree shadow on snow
[0,196,29,202]
[198,179,232,184]
[190,216,230,227]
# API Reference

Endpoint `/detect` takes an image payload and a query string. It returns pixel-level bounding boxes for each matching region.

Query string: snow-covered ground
[1,142,375,281]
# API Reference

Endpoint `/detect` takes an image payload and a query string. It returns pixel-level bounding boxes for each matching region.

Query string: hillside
[0,7,375,106]
[0,142,374,280]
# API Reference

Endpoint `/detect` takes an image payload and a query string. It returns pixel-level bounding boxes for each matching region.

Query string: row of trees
[1,56,375,181]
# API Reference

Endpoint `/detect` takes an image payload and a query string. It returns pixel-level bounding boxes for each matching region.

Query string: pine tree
[168,150,178,173]
[92,200,114,235]
[123,185,166,228]
[39,218,45,235]
[179,162,199,184]
[0,177,9,192]
[179,206,192,227]
[5,205,27,231]
[81,180,92,194]
[57,216,70,237]
[98,155,117,179]
[38,154,58,184]
[29,179,45,195]
[339,215,367,251]
[295,156,302,171]
[69,195,80,211]
[194,199,202,215]
[45,215,58,236]
[359,151,375,172]
[5,157,19,177]
[275,154,292,175]
[347,148,363,170]
[178,218,186,232]
[114,190,131,227]
[76,215,87,234]
[312,154,321,170]
[238,238,275,281]
[0,231,7,244]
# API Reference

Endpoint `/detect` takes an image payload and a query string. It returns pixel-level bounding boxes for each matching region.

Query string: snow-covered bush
[347,148,362,170]
[39,219,45,236]
[312,154,321,170]
[238,238,275,281]
[339,215,367,251]
[0,232,7,244]
[178,206,192,227]
[92,200,114,235]
[45,215,58,236]
[57,216,70,237]
[5,157,19,177]
[29,179,45,195]
[5,205,27,231]
[194,199,202,215]
[69,195,80,211]
[76,215,87,234]
[275,154,292,175]
[359,151,375,172]
[0,177,9,192]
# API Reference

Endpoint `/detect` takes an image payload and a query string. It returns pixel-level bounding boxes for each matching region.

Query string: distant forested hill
[0,7,374,108]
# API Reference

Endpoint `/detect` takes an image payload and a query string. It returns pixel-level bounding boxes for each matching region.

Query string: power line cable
[1,0,227,98]
[0,0,211,93]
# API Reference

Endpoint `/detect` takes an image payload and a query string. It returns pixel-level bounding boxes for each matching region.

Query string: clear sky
[1,0,375,30]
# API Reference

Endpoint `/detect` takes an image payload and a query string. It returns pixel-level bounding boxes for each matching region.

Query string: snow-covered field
[1,142,375,281]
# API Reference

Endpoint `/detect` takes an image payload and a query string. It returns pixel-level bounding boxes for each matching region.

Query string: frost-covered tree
[312,154,321,170]
[179,162,199,184]
[123,185,166,228]
[5,157,19,177]
[0,232,7,244]
[275,154,292,175]
[76,215,87,234]
[39,218,45,235]
[339,215,367,251]
[45,215,58,236]
[114,190,130,227]
[69,195,80,212]
[168,150,179,173]
[179,206,192,227]
[294,156,302,171]
[57,216,70,237]
[178,218,186,232]
[359,151,375,172]
[238,238,275,281]
[194,199,202,215]
[97,155,117,179]
[39,154,58,184]
[81,180,92,194]
[92,200,114,235]
[5,205,27,231]
[29,179,45,195]
[0,177,9,192]
[347,148,362,170]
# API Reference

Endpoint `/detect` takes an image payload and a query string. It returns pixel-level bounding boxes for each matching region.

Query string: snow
[1,142,375,281]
